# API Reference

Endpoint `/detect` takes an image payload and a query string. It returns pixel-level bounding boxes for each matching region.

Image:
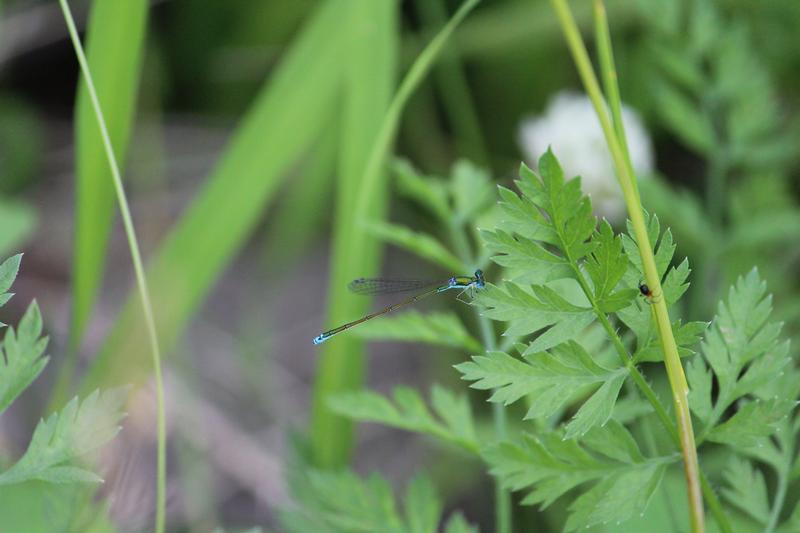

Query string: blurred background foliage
[0,0,798,530]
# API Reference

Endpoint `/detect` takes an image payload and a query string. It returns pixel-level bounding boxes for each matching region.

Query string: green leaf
[481,229,564,269]
[282,468,477,533]
[327,385,478,453]
[483,427,674,529]
[0,388,127,485]
[635,319,707,363]
[366,222,463,273]
[308,471,403,532]
[494,184,558,245]
[691,269,792,443]
[476,283,594,351]
[661,257,691,304]
[405,475,441,533]
[0,302,49,415]
[518,152,596,261]
[456,342,627,437]
[565,462,666,531]
[354,311,482,353]
[706,398,795,448]
[622,213,675,283]
[564,372,627,440]
[581,420,645,464]
[585,220,629,308]
[721,457,770,525]
[0,254,22,314]
[393,159,450,222]
[687,357,713,424]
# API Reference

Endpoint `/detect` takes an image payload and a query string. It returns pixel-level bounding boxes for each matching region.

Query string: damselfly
[313,269,485,345]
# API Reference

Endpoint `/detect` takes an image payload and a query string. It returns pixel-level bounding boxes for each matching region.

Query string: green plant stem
[58,2,166,532]
[449,219,511,533]
[550,1,705,531]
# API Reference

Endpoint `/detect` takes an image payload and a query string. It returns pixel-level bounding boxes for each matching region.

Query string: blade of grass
[51,0,148,409]
[78,0,345,392]
[310,0,398,468]
[550,1,705,531]
[310,0,481,467]
[57,1,165,531]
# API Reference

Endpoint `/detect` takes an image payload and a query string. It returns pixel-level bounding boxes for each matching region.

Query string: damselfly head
[474,269,485,288]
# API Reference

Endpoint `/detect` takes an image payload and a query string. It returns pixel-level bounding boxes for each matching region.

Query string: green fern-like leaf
[367,222,463,273]
[484,421,674,531]
[585,221,638,313]
[353,311,482,352]
[0,254,22,319]
[0,301,49,415]
[689,269,794,445]
[328,385,478,453]
[404,475,442,533]
[393,159,450,222]
[456,341,627,438]
[0,388,127,485]
[281,469,478,533]
[476,283,594,353]
[721,456,770,525]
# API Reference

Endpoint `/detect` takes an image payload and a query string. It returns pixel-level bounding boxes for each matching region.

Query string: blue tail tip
[313,334,326,345]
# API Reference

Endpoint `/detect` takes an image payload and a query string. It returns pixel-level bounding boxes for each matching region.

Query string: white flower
[518,91,654,222]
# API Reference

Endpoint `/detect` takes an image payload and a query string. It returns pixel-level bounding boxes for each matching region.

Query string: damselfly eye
[639,283,651,297]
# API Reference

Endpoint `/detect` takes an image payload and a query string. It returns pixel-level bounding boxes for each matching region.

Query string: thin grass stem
[58,2,166,531]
